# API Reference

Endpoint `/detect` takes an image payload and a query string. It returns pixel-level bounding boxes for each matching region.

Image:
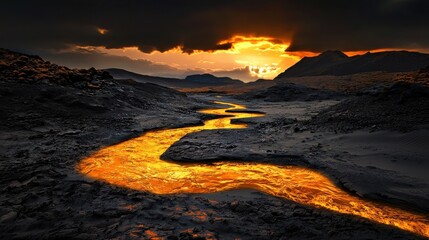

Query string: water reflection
[77,101,429,237]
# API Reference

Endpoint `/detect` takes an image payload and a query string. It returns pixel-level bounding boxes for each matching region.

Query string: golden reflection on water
[77,101,429,237]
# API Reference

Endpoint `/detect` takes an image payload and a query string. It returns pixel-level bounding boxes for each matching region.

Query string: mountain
[0,48,112,88]
[275,50,429,79]
[106,68,184,87]
[184,74,242,85]
[106,68,242,88]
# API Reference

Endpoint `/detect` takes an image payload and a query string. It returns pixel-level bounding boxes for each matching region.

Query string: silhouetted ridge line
[275,50,429,79]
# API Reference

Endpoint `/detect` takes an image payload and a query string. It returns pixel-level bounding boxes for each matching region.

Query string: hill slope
[275,50,429,79]
[106,68,242,88]
[106,68,185,87]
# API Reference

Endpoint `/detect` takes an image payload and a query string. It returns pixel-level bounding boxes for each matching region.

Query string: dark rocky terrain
[183,64,429,97]
[275,50,429,79]
[0,48,112,89]
[1,48,427,239]
[305,81,429,132]
[180,79,276,95]
[235,82,343,102]
[166,89,429,214]
[168,79,429,215]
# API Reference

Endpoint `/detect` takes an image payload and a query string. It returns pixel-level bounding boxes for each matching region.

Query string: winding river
[77,101,429,238]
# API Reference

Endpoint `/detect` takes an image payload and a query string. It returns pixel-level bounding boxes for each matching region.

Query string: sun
[220,36,298,79]
[71,35,301,81]
[249,65,280,78]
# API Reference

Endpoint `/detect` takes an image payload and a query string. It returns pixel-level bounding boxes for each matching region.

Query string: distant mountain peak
[106,68,242,88]
[319,50,348,59]
[185,73,241,84]
[185,73,221,80]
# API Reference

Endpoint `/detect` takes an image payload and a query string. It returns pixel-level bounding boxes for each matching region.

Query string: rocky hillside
[0,48,207,142]
[0,49,221,239]
[276,50,429,79]
[0,48,113,89]
[107,68,242,89]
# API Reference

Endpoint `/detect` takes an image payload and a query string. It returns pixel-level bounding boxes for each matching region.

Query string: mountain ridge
[106,68,243,88]
[275,50,429,79]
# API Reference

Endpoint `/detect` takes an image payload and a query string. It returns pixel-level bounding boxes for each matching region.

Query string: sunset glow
[75,36,300,81]
[67,41,429,82]
[220,36,297,78]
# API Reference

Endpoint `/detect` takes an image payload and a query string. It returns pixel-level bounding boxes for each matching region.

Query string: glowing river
[77,101,429,238]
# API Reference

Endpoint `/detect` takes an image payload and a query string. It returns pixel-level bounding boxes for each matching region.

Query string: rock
[0,211,18,223]
[230,200,251,213]
[260,212,275,223]
[0,48,113,88]
[76,233,99,239]
[58,130,82,136]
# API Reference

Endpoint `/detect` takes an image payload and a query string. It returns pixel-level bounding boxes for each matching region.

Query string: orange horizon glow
[71,36,429,81]
[343,48,429,57]
[218,36,299,78]
[77,101,429,238]
[73,35,300,81]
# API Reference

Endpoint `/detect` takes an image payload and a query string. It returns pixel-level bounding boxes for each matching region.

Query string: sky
[2,0,429,82]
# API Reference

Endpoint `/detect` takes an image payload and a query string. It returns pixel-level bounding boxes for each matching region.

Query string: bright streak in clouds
[75,36,302,81]
[97,27,108,35]
[220,36,299,78]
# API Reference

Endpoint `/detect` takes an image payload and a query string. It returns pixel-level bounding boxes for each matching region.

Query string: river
[77,101,429,238]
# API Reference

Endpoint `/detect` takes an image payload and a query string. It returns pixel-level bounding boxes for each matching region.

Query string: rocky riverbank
[0,49,427,239]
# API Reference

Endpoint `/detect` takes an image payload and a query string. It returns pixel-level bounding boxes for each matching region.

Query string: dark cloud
[1,0,429,54]
[286,0,429,52]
